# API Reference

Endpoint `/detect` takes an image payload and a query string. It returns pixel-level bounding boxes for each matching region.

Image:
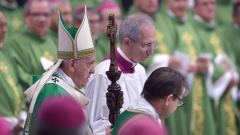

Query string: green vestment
[23,75,69,135]
[0,50,25,118]
[95,31,119,64]
[223,23,240,135]
[48,29,58,46]
[215,0,233,26]
[2,28,57,91]
[112,109,146,135]
[0,4,24,42]
[191,18,238,135]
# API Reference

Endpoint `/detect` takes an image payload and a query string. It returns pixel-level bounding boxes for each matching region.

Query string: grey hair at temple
[119,12,155,44]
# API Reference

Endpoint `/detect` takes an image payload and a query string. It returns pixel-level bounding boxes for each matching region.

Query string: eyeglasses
[140,42,159,50]
[173,95,184,107]
[28,12,50,18]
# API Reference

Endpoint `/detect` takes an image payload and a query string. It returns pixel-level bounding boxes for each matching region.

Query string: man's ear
[123,37,131,47]
[67,59,75,72]
[164,94,173,106]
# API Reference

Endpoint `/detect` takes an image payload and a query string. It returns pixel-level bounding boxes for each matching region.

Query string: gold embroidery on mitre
[58,48,95,59]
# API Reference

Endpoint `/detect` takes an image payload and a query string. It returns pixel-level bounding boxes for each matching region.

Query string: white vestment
[85,48,147,133]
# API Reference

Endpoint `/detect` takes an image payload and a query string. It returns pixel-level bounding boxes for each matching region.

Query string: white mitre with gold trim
[58,6,95,59]
[24,6,94,103]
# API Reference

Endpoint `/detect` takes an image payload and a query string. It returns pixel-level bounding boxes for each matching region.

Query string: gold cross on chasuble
[210,34,224,55]
[156,31,169,54]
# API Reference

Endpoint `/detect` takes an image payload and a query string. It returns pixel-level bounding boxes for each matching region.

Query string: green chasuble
[95,31,119,64]
[2,28,57,91]
[23,75,69,135]
[112,109,146,135]
[0,4,24,42]
[48,29,58,46]
[191,18,238,135]
[215,0,233,26]
[174,18,202,135]
[223,23,240,135]
[0,50,25,118]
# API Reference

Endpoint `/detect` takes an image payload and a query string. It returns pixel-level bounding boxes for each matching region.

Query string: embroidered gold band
[58,48,96,59]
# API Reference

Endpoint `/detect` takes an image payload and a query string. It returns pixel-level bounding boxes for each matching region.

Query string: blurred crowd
[0,0,240,135]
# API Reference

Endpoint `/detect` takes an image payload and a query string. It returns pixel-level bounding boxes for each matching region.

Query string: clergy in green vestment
[223,2,240,134]
[215,0,234,26]
[0,11,27,135]
[154,0,202,134]
[73,6,100,46]
[48,0,73,45]
[95,1,121,64]
[0,0,24,41]
[192,0,238,134]
[112,67,187,135]
[2,0,57,91]
[23,6,98,135]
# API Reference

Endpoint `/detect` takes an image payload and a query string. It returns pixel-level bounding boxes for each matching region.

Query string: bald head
[0,11,7,45]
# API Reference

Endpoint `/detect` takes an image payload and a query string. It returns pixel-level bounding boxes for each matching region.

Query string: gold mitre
[57,6,95,59]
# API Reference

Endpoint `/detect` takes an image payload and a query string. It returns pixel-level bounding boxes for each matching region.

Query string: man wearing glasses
[112,67,187,134]
[3,0,57,91]
[85,12,158,133]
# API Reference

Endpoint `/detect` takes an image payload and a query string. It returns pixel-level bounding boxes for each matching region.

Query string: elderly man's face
[25,0,51,37]
[134,0,159,16]
[72,56,95,89]
[127,24,156,63]
[167,0,189,18]
[0,12,7,44]
[194,0,216,22]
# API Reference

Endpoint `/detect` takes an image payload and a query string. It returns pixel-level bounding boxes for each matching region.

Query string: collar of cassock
[166,9,187,22]
[194,14,215,28]
[103,47,137,74]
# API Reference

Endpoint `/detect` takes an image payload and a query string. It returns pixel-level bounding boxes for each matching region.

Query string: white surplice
[85,48,147,133]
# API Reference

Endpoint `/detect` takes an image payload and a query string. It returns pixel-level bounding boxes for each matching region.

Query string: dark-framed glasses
[141,42,159,50]
[173,95,184,107]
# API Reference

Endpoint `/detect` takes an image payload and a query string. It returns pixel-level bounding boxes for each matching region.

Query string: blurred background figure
[0,0,25,41]
[48,0,72,45]
[33,96,88,135]
[73,6,100,43]
[0,11,27,135]
[128,0,159,19]
[2,0,57,91]
[94,1,122,63]
[0,116,12,135]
